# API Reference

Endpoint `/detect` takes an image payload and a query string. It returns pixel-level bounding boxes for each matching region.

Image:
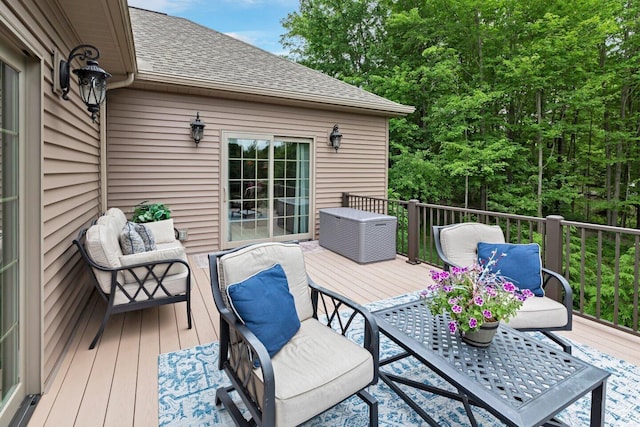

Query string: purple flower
[473,296,484,306]
[468,318,478,329]
[486,286,497,297]
[448,321,458,333]
[521,289,534,299]
[483,310,493,319]
[451,304,462,314]
[503,282,517,293]
[451,266,468,275]
[448,297,459,304]
[443,285,453,293]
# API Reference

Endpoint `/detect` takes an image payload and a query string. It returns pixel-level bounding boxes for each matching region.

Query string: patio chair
[209,242,379,426]
[432,223,573,353]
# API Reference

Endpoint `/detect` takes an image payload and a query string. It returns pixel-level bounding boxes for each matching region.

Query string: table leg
[590,381,606,427]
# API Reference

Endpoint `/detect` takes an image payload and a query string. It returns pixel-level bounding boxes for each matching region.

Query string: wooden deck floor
[28,241,640,427]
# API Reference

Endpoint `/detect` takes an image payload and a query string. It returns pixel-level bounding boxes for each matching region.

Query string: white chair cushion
[504,296,568,329]
[119,245,188,284]
[85,223,124,293]
[112,270,188,305]
[144,219,176,244]
[440,223,505,267]
[105,207,128,230]
[219,242,314,321]
[253,318,374,426]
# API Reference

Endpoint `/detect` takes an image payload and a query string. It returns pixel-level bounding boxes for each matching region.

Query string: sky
[127,0,299,55]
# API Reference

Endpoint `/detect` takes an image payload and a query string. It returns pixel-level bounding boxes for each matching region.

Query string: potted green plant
[132,201,172,223]
[421,250,534,347]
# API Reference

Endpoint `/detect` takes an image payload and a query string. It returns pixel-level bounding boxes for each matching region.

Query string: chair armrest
[308,278,379,382]
[216,298,277,424]
[433,225,460,271]
[541,267,573,329]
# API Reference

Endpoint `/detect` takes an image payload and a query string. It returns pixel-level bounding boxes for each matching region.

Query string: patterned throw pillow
[134,223,156,251]
[119,222,146,255]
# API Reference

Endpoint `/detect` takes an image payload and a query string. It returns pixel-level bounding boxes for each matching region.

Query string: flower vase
[461,321,500,347]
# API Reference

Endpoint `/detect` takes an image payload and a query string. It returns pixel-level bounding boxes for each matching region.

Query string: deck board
[28,243,640,427]
[134,307,161,427]
[104,312,141,427]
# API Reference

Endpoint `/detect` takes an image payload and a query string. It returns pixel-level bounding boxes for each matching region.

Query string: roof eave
[134,71,415,117]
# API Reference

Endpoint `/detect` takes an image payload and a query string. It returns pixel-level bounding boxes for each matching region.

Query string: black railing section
[342,193,640,338]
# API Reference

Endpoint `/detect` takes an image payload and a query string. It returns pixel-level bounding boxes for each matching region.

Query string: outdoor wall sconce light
[59,44,111,122]
[329,124,342,152]
[190,112,205,145]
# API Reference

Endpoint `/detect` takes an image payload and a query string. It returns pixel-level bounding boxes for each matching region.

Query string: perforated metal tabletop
[373,300,610,426]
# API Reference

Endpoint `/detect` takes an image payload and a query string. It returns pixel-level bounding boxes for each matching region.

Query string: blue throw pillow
[226,263,300,357]
[477,242,545,297]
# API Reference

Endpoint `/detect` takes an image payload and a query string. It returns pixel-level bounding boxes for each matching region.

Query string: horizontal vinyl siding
[42,57,102,384]
[3,0,103,387]
[107,88,389,253]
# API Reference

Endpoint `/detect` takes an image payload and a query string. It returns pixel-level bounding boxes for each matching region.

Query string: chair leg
[357,389,378,427]
[89,306,113,349]
[215,386,252,427]
[186,299,192,329]
[544,331,572,354]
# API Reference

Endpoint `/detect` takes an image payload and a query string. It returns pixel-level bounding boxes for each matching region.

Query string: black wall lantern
[59,44,111,122]
[329,124,342,152]
[190,112,205,145]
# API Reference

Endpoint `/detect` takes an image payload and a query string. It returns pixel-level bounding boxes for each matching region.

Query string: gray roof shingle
[129,7,414,115]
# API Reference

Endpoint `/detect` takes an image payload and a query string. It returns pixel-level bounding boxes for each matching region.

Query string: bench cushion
[85,213,186,294]
[119,245,188,284]
[105,207,128,230]
[112,270,189,305]
[86,222,124,292]
[144,219,175,244]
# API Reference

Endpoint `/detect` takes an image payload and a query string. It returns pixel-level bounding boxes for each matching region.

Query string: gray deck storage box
[319,207,397,263]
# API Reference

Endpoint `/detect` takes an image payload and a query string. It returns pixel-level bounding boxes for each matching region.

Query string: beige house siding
[1,0,103,389]
[106,88,389,254]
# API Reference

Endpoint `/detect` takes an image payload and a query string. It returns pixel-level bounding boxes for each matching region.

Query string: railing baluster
[614,233,621,326]
[634,235,639,331]
[596,231,603,320]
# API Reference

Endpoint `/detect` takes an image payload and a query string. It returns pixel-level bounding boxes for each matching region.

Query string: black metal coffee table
[373,300,610,426]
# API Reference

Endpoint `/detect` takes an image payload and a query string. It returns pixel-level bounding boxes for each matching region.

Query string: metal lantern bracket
[57,44,111,122]
[190,112,205,145]
[329,124,343,152]
[59,45,100,100]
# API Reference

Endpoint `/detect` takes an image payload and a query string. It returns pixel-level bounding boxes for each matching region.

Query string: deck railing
[342,193,640,337]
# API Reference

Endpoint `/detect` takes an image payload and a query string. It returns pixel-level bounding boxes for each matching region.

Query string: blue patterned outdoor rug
[158,293,640,426]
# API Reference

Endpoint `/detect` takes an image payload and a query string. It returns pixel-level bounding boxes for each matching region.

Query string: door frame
[0,24,43,425]
[220,131,315,249]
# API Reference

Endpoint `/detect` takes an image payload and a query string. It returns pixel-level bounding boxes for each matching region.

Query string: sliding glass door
[223,133,311,247]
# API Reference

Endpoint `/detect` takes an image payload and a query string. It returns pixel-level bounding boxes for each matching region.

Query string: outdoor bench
[73,207,192,349]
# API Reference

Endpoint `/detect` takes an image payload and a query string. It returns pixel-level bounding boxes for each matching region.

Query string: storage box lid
[319,207,396,222]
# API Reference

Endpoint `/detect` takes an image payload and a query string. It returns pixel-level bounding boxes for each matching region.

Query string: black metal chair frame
[74,228,192,349]
[432,224,573,353]
[209,245,380,427]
